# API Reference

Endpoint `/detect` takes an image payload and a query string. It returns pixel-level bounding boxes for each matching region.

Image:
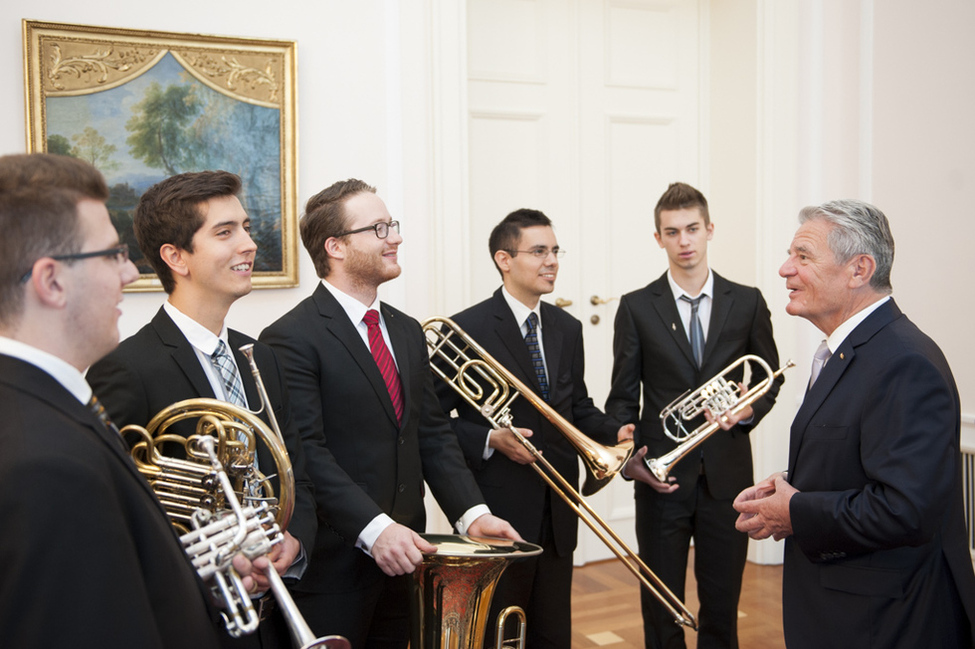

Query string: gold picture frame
[23,19,298,291]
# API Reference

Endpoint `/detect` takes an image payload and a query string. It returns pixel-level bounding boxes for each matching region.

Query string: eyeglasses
[20,243,130,284]
[505,246,565,259]
[335,220,400,239]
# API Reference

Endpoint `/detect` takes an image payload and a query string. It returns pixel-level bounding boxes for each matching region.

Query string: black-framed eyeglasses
[19,243,129,284]
[505,246,565,259]
[335,220,400,239]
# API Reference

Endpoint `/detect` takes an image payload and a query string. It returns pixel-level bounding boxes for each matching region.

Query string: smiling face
[171,194,256,310]
[654,207,713,274]
[334,191,403,293]
[779,218,859,335]
[494,225,559,308]
[65,198,139,366]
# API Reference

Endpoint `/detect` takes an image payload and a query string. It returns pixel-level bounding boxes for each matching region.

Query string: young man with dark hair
[87,170,317,649]
[260,179,520,648]
[436,207,634,648]
[606,182,783,649]
[0,154,234,647]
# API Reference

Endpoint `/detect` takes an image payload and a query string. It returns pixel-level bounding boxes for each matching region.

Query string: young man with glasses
[86,170,318,649]
[434,208,634,648]
[259,178,520,648]
[605,182,782,649]
[0,153,235,647]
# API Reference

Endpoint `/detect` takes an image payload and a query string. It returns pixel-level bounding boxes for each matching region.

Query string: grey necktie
[808,340,831,390]
[680,295,705,368]
[210,339,247,407]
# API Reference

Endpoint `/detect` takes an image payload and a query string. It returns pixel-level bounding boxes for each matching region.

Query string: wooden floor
[571,550,785,648]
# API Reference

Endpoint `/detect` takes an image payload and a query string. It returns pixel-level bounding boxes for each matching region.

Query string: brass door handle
[590,295,618,306]
[555,298,573,308]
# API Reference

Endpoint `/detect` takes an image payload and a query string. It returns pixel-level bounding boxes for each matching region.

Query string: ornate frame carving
[23,20,298,291]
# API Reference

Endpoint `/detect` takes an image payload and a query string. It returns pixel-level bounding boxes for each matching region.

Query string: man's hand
[251,531,300,590]
[617,423,636,443]
[372,523,437,576]
[467,514,524,542]
[489,427,537,464]
[624,446,679,494]
[704,385,753,431]
[733,472,797,540]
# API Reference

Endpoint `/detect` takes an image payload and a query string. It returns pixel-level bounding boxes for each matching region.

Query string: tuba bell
[410,534,542,649]
[121,344,349,649]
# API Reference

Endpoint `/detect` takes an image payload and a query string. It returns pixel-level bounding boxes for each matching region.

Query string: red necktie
[363,309,404,423]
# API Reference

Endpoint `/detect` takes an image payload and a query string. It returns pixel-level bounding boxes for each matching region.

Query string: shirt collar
[322,278,382,325]
[666,268,714,302]
[825,295,891,353]
[501,285,541,331]
[163,301,229,357]
[0,336,91,404]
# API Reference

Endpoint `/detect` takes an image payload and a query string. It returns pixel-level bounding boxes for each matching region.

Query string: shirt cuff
[455,504,492,534]
[356,513,396,556]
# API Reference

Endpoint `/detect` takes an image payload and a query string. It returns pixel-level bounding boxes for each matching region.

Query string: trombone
[422,317,698,630]
[645,355,794,483]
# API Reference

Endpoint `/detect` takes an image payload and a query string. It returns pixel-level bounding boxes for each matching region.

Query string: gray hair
[798,199,894,294]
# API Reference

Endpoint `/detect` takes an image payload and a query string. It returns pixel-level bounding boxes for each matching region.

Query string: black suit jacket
[86,307,317,555]
[606,271,782,499]
[436,289,621,556]
[783,300,975,648]
[259,283,485,593]
[0,355,222,648]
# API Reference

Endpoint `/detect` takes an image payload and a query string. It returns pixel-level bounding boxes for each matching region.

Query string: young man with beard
[87,170,318,649]
[260,178,521,648]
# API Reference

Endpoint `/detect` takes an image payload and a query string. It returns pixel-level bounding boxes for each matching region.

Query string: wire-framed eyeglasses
[335,220,400,239]
[505,246,565,259]
[20,243,130,284]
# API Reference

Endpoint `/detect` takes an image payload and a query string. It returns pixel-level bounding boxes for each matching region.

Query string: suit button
[398,484,405,493]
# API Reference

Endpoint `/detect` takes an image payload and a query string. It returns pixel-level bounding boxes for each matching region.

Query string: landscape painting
[23,20,298,291]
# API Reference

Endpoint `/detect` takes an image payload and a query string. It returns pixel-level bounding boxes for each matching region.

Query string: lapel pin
[672,323,676,331]
[839,352,844,360]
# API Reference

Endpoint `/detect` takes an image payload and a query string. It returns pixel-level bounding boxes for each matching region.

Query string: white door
[465,0,704,564]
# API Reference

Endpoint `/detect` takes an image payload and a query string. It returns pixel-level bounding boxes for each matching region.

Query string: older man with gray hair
[734,199,975,648]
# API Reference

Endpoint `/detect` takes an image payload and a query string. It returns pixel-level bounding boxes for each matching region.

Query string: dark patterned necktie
[210,339,247,407]
[363,309,404,423]
[680,295,705,368]
[88,394,128,452]
[525,312,549,401]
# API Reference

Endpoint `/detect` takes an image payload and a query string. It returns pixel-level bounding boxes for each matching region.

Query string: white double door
[463,0,705,564]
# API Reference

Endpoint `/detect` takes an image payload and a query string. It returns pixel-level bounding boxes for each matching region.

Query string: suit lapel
[313,284,401,428]
[787,300,901,471]
[491,291,541,392]
[648,275,697,369]
[704,273,734,369]
[539,302,563,393]
[151,308,216,399]
[229,330,260,410]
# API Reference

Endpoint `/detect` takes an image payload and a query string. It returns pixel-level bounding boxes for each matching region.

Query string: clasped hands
[732,472,798,541]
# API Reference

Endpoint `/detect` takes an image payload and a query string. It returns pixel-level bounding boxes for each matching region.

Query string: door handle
[590,295,618,306]
[555,298,573,308]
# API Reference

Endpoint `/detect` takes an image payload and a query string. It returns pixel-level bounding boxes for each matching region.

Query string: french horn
[121,344,349,649]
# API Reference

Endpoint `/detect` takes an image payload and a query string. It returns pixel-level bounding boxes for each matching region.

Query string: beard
[345,243,401,290]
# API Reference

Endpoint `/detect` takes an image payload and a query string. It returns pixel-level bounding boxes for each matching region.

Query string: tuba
[423,317,698,630]
[645,355,794,483]
[410,534,542,649]
[121,344,349,649]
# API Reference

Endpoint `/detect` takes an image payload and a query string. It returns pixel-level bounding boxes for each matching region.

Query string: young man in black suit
[86,170,317,649]
[0,154,237,647]
[734,200,975,648]
[606,182,782,649]
[435,208,634,648]
[259,179,520,648]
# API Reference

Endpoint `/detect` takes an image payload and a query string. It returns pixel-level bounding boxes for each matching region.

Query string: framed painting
[23,20,298,291]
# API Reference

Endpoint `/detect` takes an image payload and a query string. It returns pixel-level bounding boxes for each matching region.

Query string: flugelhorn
[422,317,698,630]
[645,354,794,483]
[121,345,350,649]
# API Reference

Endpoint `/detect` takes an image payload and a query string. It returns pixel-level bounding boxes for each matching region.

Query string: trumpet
[645,354,794,483]
[122,345,350,649]
[423,317,698,630]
